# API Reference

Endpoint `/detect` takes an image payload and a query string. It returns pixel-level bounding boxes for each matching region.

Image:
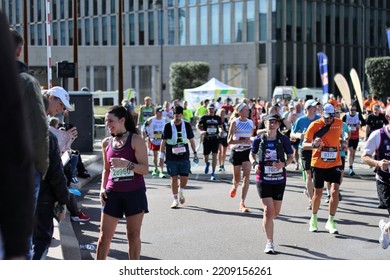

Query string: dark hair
[107,105,138,134]
[9,27,23,52]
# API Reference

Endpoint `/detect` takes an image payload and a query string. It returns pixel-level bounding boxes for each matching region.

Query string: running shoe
[379,219,390,249]
[325,219,339,234]
[349,168,355,176]
[210,173,217,181]
[70,211,90,222]
[170,199,179,209]
[204,162,210,174]
[152,168,159,176]
[230,187,237,198]
[179,192,185,204]
[325,195,330,203]
[159,172,167,178]
[218,165,223,172]
[309,216,318,232]
[264,241,275,254]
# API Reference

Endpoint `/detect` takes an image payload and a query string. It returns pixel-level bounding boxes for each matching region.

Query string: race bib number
[111,167,134,182]
[153,131,162,139]
[220,132,227,138]
[264,166,283,174]
[172,144,186,155]
[349,125,356,132]
[321,146,337,162]
[207,126,217,134]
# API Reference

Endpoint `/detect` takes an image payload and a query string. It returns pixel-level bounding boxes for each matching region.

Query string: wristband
[126,161,135,171]
[252,161,259,169]
[158,151,165,159]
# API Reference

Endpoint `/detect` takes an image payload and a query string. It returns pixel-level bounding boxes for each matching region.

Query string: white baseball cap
[47,86,73,111]
[304,99,318,110]
[323,103,335,118]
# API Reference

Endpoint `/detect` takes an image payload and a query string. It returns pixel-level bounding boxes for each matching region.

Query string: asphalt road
[71,154,389,260]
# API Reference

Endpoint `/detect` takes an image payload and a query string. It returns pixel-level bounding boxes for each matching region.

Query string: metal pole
[362,2,365,95]
[118,0,124,104]
[23,0,28,63]
[160,6,163,105]
[73,0,79,90]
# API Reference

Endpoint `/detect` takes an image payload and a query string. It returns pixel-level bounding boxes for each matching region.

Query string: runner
[227,103,256,212]
[302,104,344,234]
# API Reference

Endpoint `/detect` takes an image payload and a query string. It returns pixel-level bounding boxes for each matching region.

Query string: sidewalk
[46,141,103,260]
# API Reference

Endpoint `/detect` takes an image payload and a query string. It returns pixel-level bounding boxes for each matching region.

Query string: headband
[237,103,246,112]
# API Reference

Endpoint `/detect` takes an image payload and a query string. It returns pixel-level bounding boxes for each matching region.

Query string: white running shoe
[379,219,390,249]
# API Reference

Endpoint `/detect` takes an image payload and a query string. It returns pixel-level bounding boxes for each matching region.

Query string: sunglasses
[324,114,334,119]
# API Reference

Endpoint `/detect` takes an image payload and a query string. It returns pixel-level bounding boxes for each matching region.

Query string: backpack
[257,131,286,164]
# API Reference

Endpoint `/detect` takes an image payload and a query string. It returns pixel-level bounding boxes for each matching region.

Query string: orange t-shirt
[328,99,338,109]
[305,118,343,169]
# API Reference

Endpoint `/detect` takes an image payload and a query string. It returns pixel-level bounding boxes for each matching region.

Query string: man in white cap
[44,86,73,117]
[290,99,321,209]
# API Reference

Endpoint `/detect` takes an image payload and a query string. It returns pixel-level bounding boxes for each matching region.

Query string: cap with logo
[155,106,163,113]
[207,103,215,109]
[47,86,73,111]
[323,103,335,118]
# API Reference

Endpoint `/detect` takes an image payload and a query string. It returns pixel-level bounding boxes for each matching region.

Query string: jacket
[18,61,49,177]
[37,131,69,206]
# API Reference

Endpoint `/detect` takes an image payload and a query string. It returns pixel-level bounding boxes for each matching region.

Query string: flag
[386,28,390,53]
[317,52,329,105]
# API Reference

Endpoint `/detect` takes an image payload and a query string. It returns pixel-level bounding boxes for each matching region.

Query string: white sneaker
[379,219,390,249]
[171,199,179,209]
[264,241,275,254]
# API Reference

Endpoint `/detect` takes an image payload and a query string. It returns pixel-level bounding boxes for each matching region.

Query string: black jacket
[37,131,69,206]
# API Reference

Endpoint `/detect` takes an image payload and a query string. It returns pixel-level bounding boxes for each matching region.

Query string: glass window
[102,0,106,14]
[30,1,35,22]
[53,22,58,45]
[60,21,66,45]
[178,0,185,7]
[37,0,42,21]
[78,19,82,46]
[30,24,35,45]
[93,0,98,15]
[85,0,89,16]
[325,2,331,43]
[259,0,267,41]
[60,0,65,18]
[286,0,292,40]
[139,0,143,10]
[296,0,303,41]
[168,9,174,45]
[259,43,266,64]
[110,0,115,13]
[211,4,219,45]
[129,14,135,45]
[223,2,231,44]
[200,5,208,45]
[111,15,116,45]
[148,11,155,45]
[247,0,255,42]
[316,2,322,42]
[306,1,312,42]
[168,0,174,8]
[68,20,73,45]
[188,0,196,6]
[139,13,145,45]
[93,17,99,45]
[234,2,242,43]
[52,1,57,20]
[178,8,186,45]
[85,18,90,45]
[94,66,107,91]
[335,4,340,44]
[35,25,41,46]
[102,16,108,45]
[189,7,197,45]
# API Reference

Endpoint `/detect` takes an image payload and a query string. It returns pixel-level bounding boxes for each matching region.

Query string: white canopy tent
[183,78,246,111]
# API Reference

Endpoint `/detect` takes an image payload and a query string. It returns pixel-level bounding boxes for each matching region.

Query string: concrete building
[2,0,390,104]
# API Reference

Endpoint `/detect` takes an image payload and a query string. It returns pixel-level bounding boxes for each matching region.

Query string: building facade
[2,0,390,104]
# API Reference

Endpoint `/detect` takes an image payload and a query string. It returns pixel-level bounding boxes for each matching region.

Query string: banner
[387,28,390,53]
[317,52,329,105]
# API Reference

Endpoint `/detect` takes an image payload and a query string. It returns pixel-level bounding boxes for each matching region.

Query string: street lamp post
[154,0,163,105]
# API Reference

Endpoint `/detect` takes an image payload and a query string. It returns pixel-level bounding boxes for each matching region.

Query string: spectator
[0,12,35,260]
[10,25,49,260]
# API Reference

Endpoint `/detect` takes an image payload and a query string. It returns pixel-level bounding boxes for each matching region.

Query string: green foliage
[169,61,210,100]
[365,57,390,96]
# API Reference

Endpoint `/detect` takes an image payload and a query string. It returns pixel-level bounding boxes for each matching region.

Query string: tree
[169,61,209,100]
[365,57,390,96]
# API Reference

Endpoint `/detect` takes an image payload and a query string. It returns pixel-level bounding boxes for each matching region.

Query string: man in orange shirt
[302,104,343,234]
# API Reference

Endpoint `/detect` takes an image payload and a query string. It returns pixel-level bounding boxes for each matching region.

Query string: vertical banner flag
[317,52,329,105]
[386,28,390,53]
